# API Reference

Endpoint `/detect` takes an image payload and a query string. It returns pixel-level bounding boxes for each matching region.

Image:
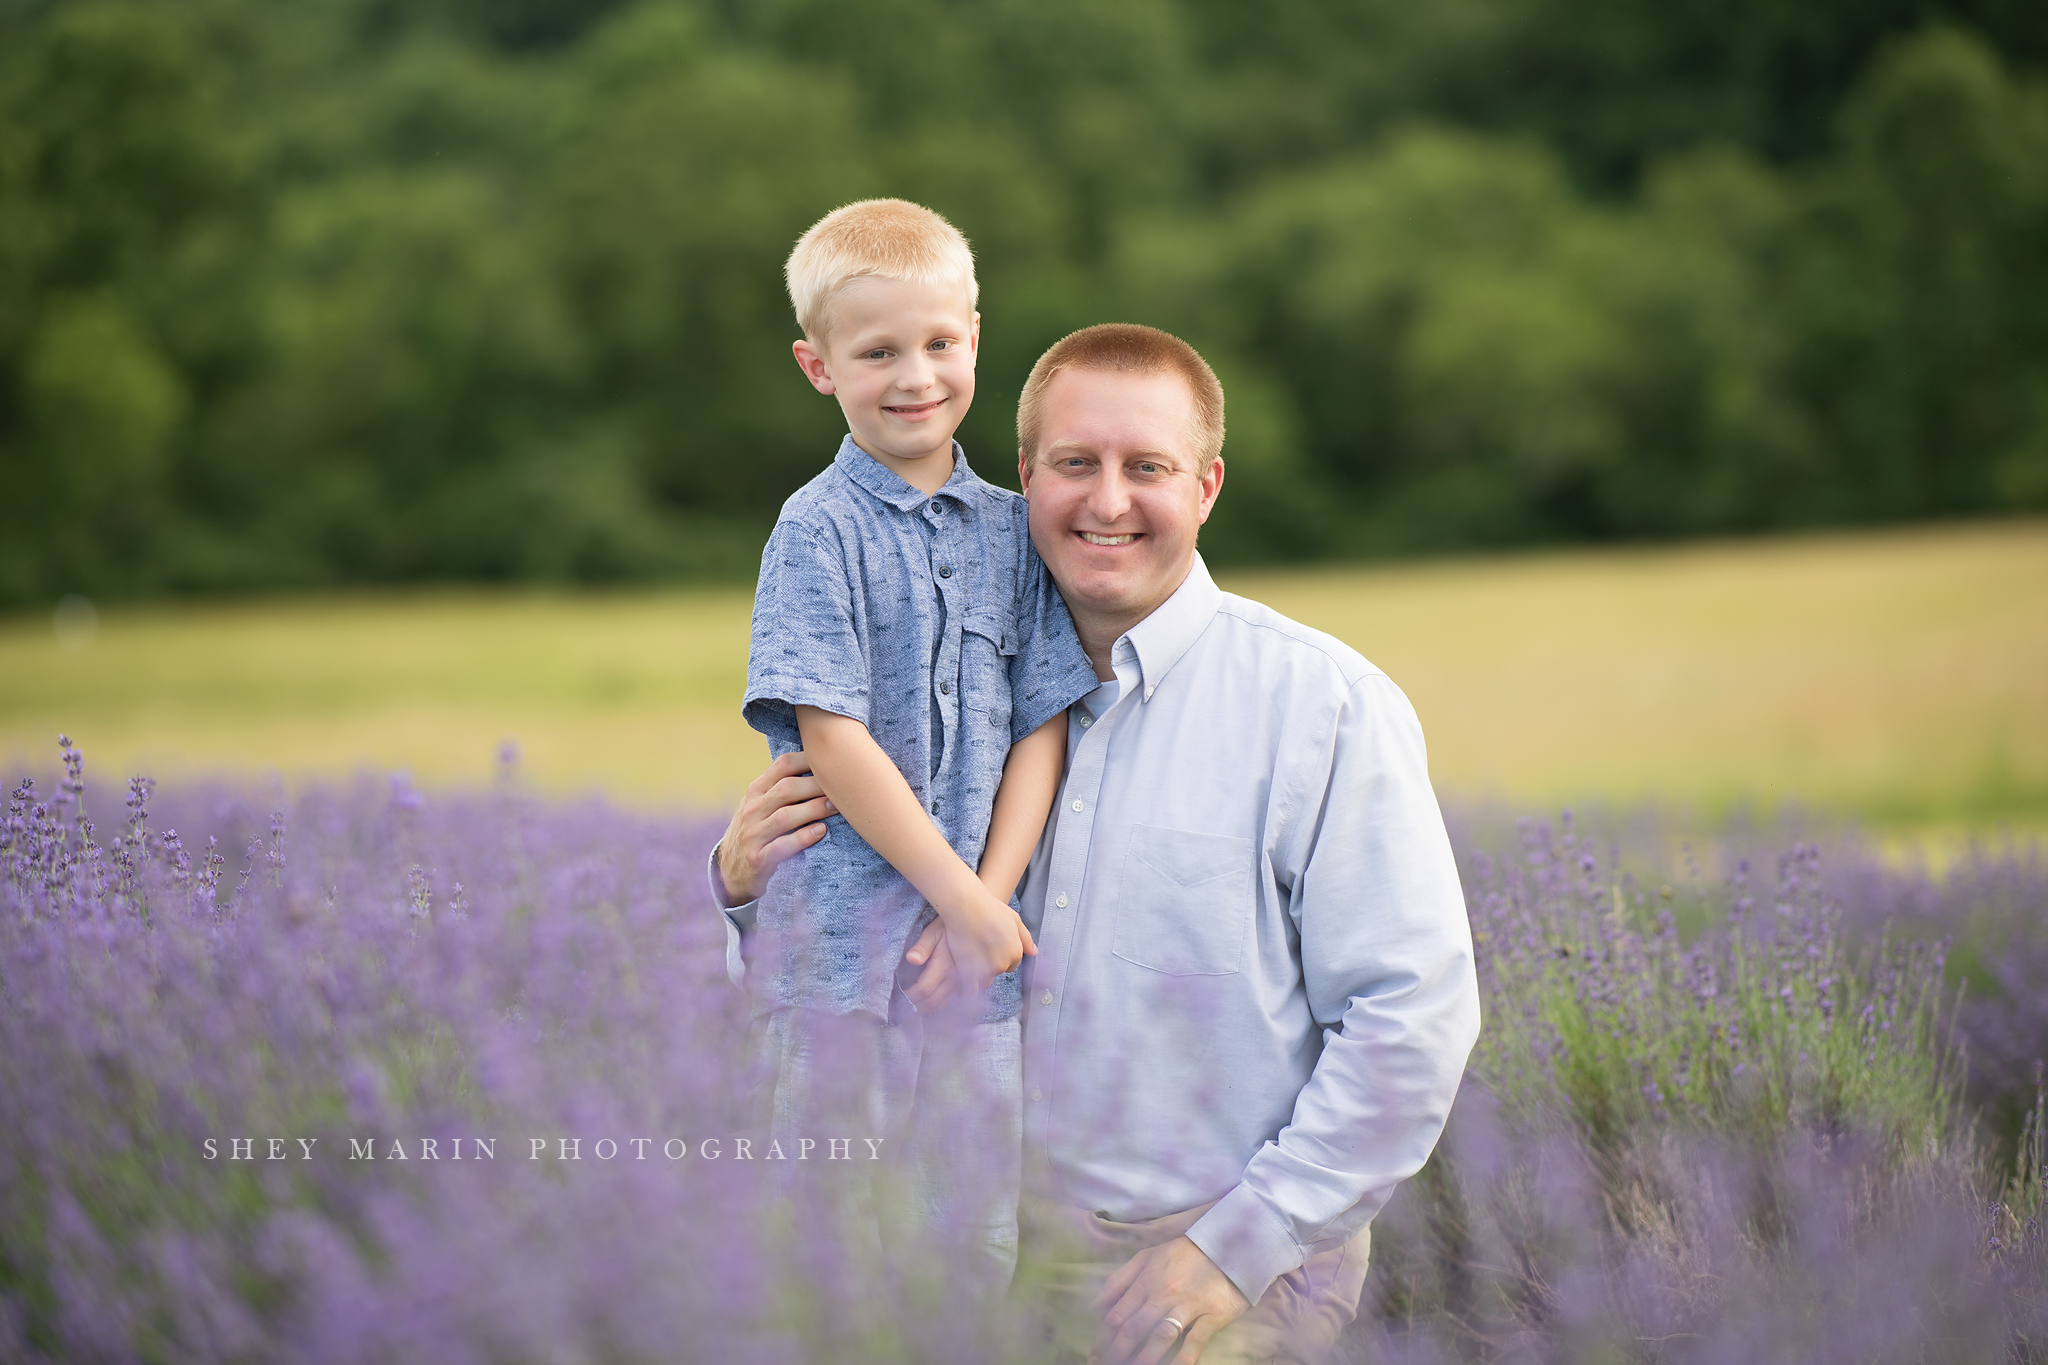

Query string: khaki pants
[1014,1195,1372,1365]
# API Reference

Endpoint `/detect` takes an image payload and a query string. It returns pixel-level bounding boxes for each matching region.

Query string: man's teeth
[1080,533,1136,546]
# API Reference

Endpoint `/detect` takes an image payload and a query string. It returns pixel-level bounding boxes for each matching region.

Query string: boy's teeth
[1081,533,1136,545]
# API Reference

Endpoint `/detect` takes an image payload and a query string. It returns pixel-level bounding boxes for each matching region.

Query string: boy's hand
[938,890,1038,994]
[903,918,959,1012]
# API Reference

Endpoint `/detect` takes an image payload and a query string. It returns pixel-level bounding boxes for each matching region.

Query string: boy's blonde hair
[785,199,977,345]
[1017,324,1226,476]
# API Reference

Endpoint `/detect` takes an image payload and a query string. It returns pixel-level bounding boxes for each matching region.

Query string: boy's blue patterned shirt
[744,436,1098,1022]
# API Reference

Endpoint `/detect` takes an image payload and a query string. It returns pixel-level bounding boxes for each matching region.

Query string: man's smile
[1079,532,1139,546]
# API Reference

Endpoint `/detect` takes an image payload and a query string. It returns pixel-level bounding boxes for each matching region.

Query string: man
[714,324,1480,1364]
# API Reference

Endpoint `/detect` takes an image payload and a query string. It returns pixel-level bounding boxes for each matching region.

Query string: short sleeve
[742,519,870,749]
[1006,535,1098,742]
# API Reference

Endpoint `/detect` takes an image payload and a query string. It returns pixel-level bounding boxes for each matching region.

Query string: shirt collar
[833,435,981,512]
[1116,553,1222,703]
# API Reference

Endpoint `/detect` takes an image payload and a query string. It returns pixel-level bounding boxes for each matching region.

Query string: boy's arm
[977,714,1066,902]
[903,714,1065,1010]
[795,706,1036,990]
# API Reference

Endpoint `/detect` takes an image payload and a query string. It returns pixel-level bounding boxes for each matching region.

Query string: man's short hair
[785,199,977,346]
[1016,323,1226,475]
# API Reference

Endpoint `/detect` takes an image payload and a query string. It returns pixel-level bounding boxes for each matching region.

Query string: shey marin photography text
[200,1136,887,1162]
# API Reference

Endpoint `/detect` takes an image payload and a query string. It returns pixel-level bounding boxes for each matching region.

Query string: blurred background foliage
[2,0,2046,603]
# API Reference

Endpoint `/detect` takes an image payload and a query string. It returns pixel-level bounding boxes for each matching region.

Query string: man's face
[792,275,979,476]
[1019,368,1224,635]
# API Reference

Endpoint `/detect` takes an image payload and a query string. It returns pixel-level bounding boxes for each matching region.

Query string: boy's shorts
[755,1003,1023,1312]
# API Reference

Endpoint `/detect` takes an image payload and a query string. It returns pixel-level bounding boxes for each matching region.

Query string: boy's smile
[792,275,980,495]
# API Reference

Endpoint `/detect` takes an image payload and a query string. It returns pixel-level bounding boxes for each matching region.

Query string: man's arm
[1181,672,1480,1307]
[796,706,1036,992]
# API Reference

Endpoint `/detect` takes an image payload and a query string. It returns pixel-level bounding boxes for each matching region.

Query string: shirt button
[1039,989,1053,1005]
[1079,715,1093,728]
[938,565,952,578]
[938,680,950,695]
[1070,799,1083,813]
[1030,1087,1043,1103]
[1055,894,1069,908]
[930,799,941,814]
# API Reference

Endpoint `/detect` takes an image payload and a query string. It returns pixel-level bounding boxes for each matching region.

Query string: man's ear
[1017,446,1033,494]
[1195,455,1225,525]
[792,339,836,395]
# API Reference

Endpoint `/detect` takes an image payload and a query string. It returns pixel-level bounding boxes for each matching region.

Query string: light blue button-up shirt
[1017,554,1479,1308]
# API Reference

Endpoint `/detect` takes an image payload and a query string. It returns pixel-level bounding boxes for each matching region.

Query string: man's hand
[715,751,833,905]
[902,917,960,1012]
[1090,1236,1251,1365]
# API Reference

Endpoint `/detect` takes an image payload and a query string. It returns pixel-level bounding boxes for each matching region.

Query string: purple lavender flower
[7,745,2045,1363]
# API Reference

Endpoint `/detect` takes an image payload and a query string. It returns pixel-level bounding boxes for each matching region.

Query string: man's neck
[1077,623,1125,681]
[1068,563,1194,681]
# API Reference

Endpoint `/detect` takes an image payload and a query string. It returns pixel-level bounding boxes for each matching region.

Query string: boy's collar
[833,435,984,510]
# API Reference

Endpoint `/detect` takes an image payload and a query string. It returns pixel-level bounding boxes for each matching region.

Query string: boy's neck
[853,436,957,496]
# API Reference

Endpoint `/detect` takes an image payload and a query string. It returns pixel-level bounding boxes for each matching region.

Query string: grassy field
[2,520,2043,829]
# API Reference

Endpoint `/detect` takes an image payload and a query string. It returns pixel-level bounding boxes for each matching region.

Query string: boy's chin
[866,428,963,461]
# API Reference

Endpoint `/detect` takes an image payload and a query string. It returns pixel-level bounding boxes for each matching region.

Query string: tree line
[2,0,2045,603]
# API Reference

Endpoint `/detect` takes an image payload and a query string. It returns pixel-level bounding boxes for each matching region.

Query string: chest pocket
[963,609,1018,738]
[1112,824,1254,976]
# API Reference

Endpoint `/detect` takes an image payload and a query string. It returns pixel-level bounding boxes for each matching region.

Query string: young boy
[741,200,1096,1291]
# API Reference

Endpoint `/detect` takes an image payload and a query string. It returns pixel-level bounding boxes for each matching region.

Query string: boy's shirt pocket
[964,609,1019,735]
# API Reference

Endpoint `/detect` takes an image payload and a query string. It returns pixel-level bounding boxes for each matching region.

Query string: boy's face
[792,275,979,481]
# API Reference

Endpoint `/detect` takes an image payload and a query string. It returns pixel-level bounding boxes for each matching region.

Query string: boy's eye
[929,339,953,352]
[862,349,890,360]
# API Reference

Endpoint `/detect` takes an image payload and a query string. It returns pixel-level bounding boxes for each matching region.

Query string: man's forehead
[1039,368,1198,449]
[1046,365,1192,401]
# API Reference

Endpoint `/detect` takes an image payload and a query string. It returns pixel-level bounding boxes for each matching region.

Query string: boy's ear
[970,312,981,358]
[792,339,836,395]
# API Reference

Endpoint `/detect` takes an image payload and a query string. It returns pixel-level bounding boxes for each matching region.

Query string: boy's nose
[896,353,935,391]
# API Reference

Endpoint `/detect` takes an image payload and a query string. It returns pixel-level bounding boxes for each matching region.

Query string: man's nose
[1086,465,1133,522]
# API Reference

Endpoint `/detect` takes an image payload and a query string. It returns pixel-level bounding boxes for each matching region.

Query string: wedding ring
[1161,1316,1186,1337]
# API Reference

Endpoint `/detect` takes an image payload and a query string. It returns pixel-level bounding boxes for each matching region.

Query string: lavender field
[4,740,2046,1363]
